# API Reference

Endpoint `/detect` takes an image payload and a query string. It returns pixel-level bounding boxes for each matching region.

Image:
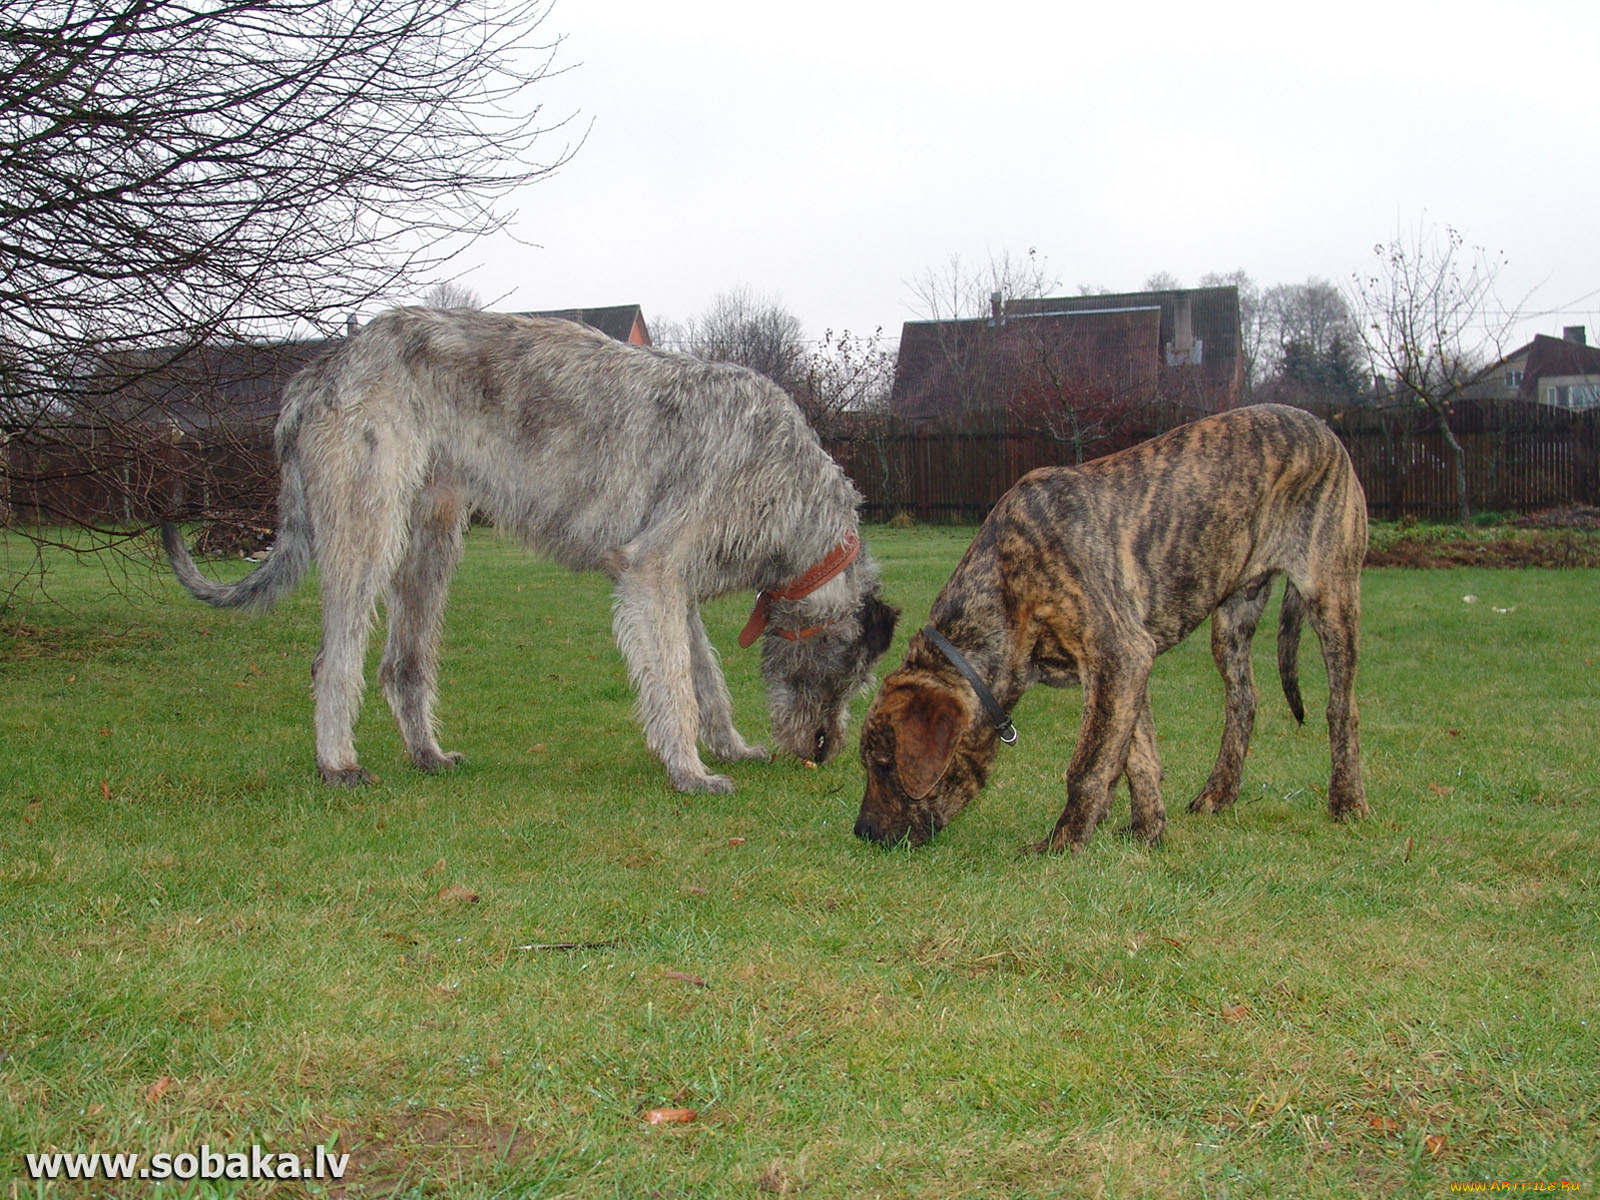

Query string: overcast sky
[450,0,1598,354]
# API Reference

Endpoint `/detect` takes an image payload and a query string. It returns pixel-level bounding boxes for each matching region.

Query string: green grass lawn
[2,525,1596,1198]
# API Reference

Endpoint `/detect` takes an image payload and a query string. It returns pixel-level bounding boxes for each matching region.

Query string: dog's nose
[854,814,880,842]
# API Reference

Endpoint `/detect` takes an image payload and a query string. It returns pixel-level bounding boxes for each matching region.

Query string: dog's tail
[1277,581,1308,725]
[161,417,314,614]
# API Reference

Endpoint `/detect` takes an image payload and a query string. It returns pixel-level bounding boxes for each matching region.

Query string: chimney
[1173,296,1195,355]
[989,291,1005,327]
[1563,325,1586,345]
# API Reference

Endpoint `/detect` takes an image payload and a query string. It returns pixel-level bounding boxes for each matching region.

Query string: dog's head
[760,569,898,765]
[854,667,1000,847]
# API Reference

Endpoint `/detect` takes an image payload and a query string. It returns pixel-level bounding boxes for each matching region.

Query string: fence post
[1581,410,1599,506]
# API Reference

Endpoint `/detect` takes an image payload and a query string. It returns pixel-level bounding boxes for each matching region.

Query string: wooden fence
[4,400,1597,532]
[825,401,1600,523]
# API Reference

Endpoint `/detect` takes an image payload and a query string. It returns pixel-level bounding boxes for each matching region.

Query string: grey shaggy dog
[163,307,898,792]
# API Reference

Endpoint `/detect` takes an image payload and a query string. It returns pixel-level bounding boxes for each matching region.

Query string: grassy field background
[1,524,1596,1198]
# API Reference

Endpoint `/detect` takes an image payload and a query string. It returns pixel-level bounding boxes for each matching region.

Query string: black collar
[921,625,1018,745]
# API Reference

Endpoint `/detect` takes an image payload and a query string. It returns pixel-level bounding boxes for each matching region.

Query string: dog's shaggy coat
[164,307,896,791]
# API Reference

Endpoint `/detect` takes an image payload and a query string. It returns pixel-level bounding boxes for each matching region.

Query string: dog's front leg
[1119,696,1166,845]
[687,606,767,763]
[612,565,734,793]
[1033,648,1153,853]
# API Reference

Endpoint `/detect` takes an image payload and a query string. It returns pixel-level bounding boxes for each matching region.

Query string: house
[89,303,655,437]
[1465,326,1600,411]
[522,304,652,347]
[891,285,1244,425]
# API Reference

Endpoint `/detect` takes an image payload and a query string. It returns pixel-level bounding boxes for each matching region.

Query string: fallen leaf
[682,885,710,896]
[66,674,76,684]
[1367,1114,1400,1133]
[727,837,746,848]
[1221,1003,1250,1023]
[1428,783,1454,797]
[1425,1133,1448,1155]
[146,1076,173,1104]
[641,1107,697,1125]
[663,969,706,988]
[436,884,479,903]
[423,857,446,876]
[99,780,112,801]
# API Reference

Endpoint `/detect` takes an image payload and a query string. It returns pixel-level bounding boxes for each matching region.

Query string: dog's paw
[671,770,737,795]
[319,764,377,787]
[1117,820,1165,846]
[1329,792,1371,821]
[1186,790,1233,815]
[414,749,465,774]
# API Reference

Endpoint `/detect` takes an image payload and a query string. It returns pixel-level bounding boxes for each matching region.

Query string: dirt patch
[311,1107,539,1197]
[1510,504,1600,531]
[1366,536,1600,569]
[1366,509,1600,568]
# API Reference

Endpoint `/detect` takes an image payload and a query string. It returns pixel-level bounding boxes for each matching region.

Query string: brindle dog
[855,404,1369,852]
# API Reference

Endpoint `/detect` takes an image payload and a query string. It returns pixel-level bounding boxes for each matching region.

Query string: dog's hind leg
[613,561,734,793]
[1303,576,1369,821]
[307,427,427,786]
[312,527,406,787]
[1188,584,1272,815]
[379,487,469,774]
[687,605,767,763]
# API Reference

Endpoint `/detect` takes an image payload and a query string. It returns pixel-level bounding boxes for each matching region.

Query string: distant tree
[1352,218,1516,525]
[909,249,1059,324]
[1258,279,1365,404]
[1143,270,1182,292]
[659,288,808,394]
[1,0,574,566]
[1278,333,1367,403]
[421,282,486,311]
[794,328,896,437]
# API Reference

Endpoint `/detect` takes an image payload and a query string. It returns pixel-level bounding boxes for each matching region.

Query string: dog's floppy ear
[892,686,966,800]
[860,593,900,658]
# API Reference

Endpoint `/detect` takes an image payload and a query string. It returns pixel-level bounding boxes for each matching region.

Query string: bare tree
[794,327,896,437]
[420,282,486,311]
[904,249,1059,422]
[1351,218,1516,525]
[1,0,575,560]
[658,288,808,394]
[1256,278,1365,405]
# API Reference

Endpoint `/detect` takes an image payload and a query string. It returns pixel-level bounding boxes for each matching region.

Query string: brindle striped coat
[855,404,1368,852]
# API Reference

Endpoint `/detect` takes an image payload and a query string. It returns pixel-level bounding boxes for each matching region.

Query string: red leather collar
[737,532,861,648]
